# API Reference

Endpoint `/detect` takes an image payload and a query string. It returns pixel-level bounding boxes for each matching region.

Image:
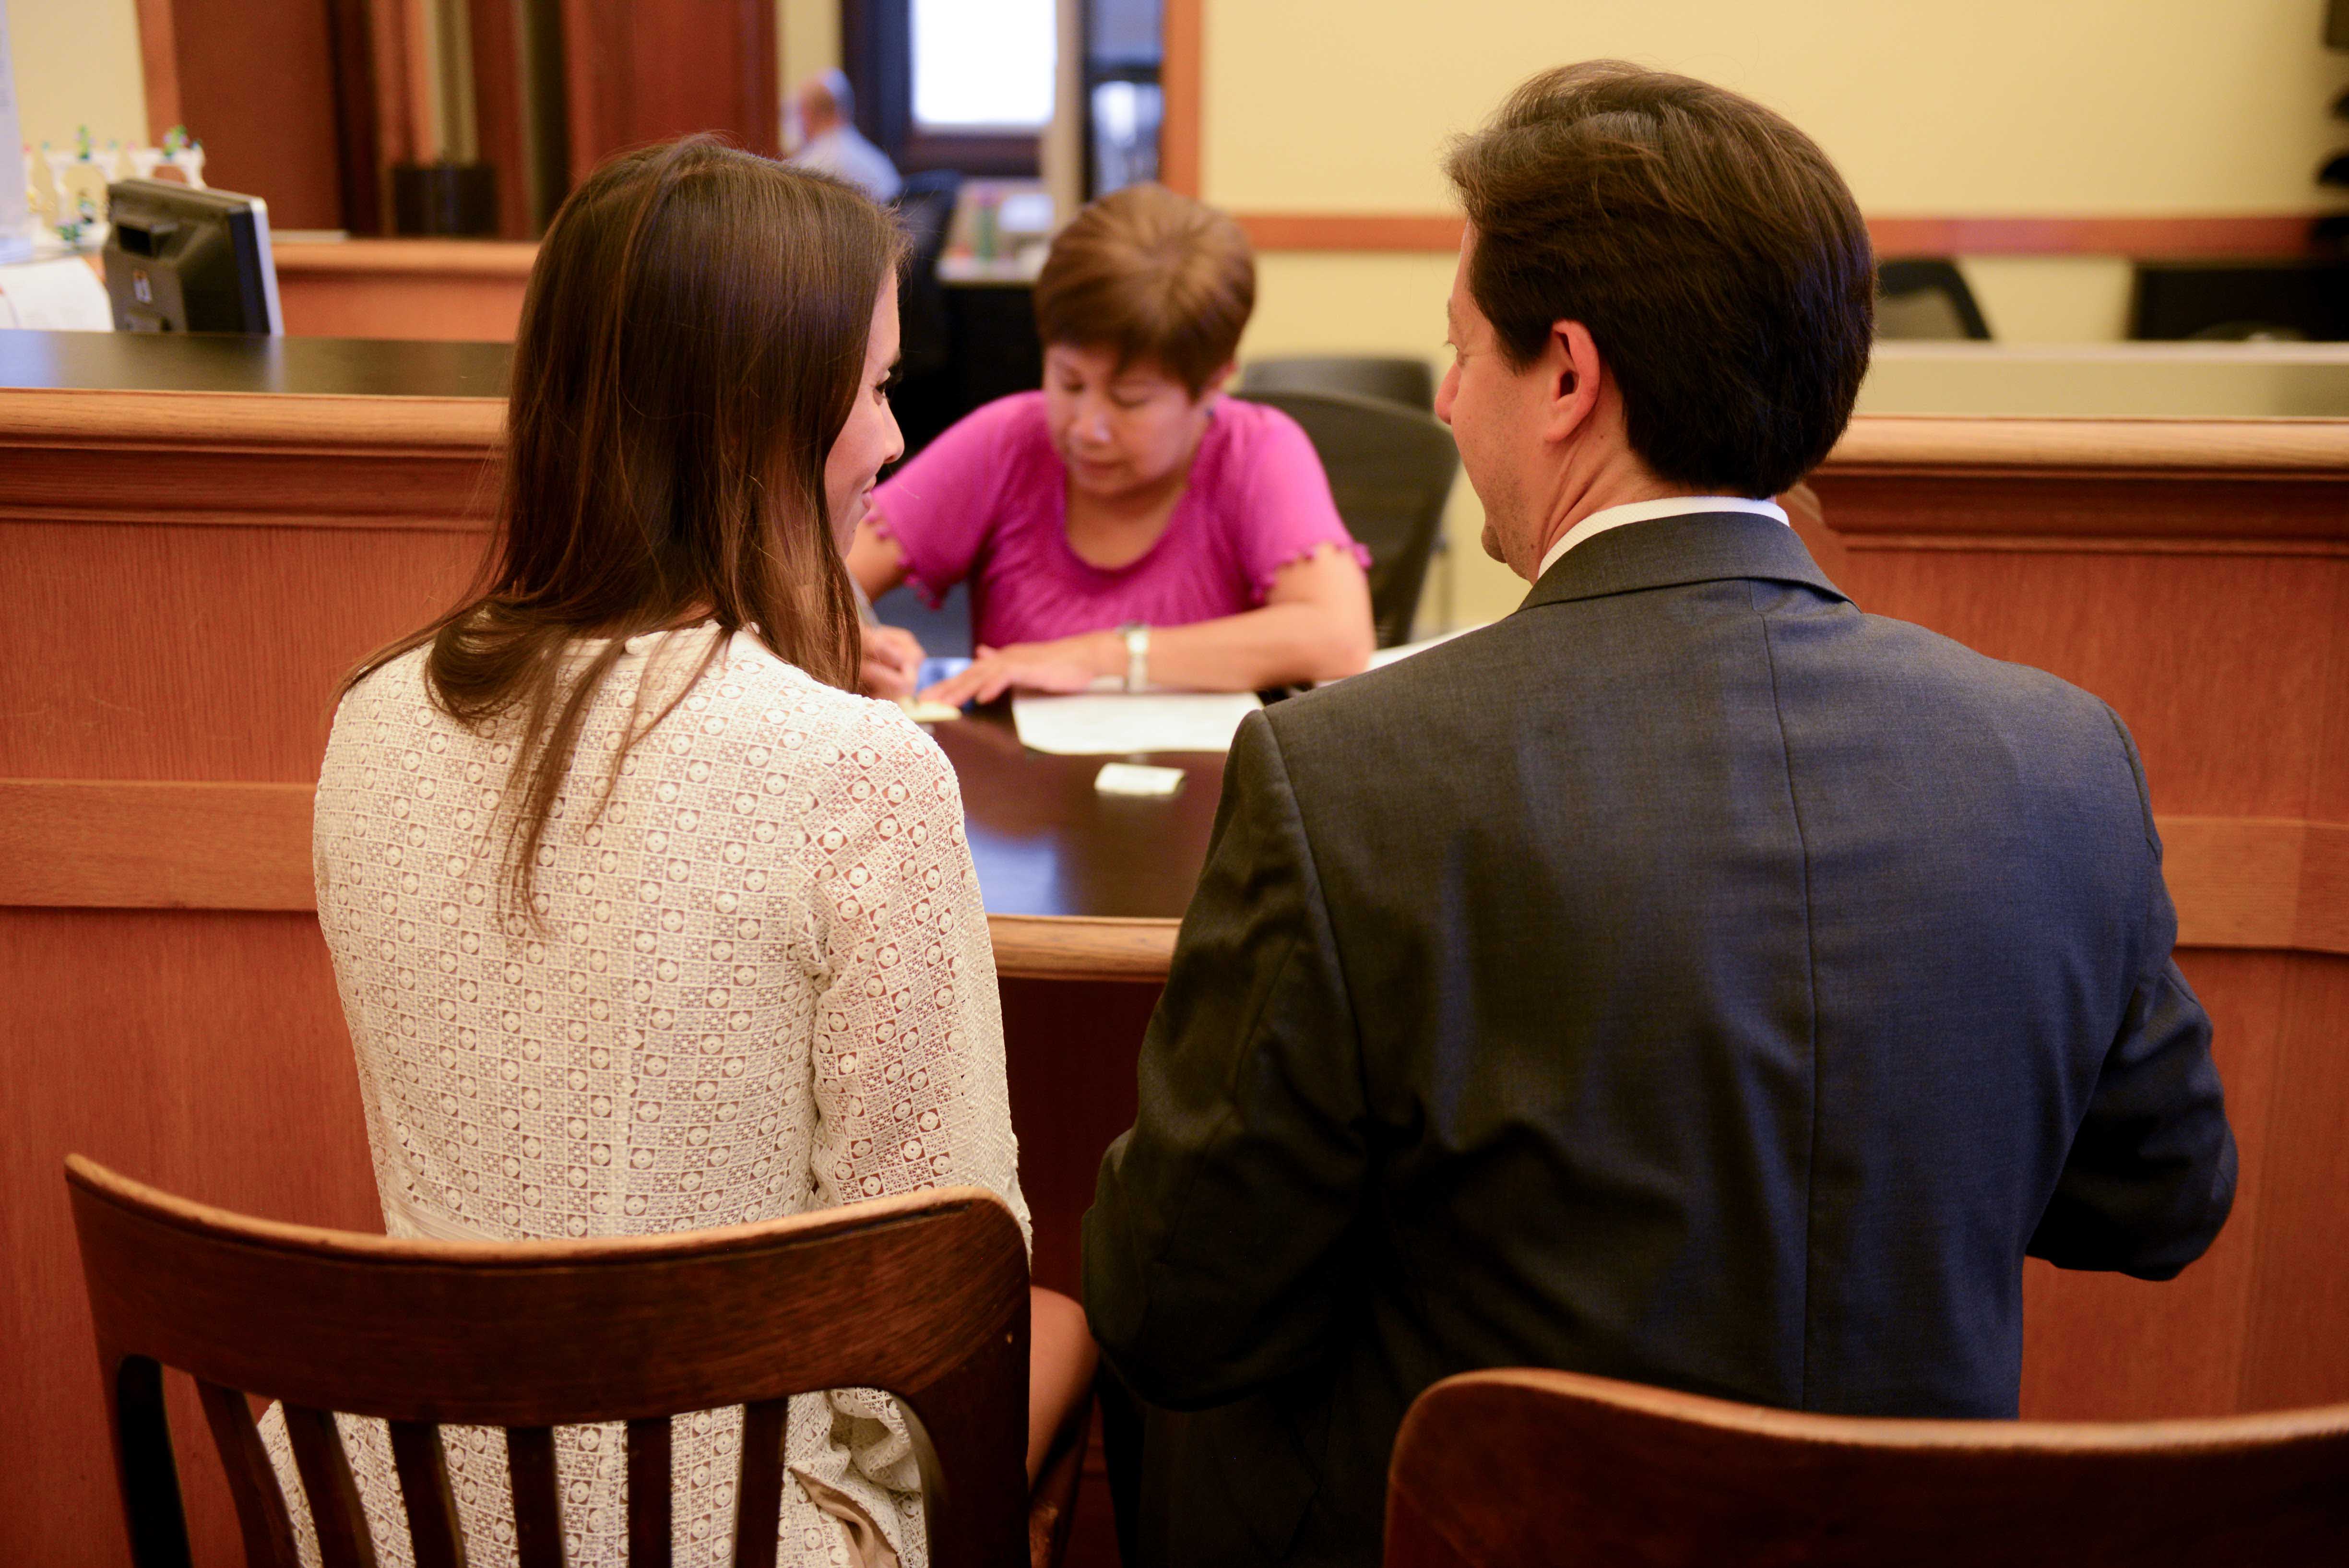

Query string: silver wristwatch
[1119,622,1151,692]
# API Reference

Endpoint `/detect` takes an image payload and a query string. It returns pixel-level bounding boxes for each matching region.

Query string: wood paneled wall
[4,391,2348,1560]
[561,0,781,181]
[273,239,534,340]
[1802,417,2349,1419]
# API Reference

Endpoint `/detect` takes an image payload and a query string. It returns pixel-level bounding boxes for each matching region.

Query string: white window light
[912,0,1057,131]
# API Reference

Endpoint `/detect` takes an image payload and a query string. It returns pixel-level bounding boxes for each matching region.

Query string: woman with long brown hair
[285,137,1089,1567]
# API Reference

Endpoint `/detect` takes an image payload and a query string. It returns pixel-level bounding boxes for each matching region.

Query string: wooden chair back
[1385,1367,2349,1568]
[64,1155,1030,1568]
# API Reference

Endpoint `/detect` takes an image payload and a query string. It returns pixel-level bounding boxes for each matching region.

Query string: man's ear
[1539,321,1604,446]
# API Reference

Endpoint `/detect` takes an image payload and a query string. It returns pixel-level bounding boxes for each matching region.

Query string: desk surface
[932,709,1219,980]
[0,330,511,397]
[18,330,2349,419]
[936,709,1223,924]
[1857,341,2349,417]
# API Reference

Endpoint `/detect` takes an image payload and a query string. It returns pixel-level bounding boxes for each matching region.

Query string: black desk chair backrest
[1385,1367,2349,1568]
[1239,355,1437,412]
[1235,388,1458,648]
[65,1154,1031,1568]
[894,170,963,380]
[1877,258,1993,340]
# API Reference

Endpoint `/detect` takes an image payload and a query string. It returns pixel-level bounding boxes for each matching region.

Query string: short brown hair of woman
[345,136,904,922]
[1033,182,1255,394]
[1446,62,1874,498]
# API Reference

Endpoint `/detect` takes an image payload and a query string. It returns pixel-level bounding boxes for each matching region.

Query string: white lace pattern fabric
[276,627,1027,1568]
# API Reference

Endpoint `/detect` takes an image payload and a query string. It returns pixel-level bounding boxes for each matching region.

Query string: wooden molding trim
[2162,817,2349,955]
[0,780,317,911]
[5,386,2348,548]
[0,386,503,453]
[255,214,2338,278]
[1224,212,2328,258]
[987,914,1179,980]
[1161,0,1203,199]
[1237,214,1463,252]
[1866,214,2324,260]
[6,391,2344,489]
[1812,414,2349,553]
[0,781,1183,977]
[0,387,502,534]
[271,240,541,279]
[4,783,2343,967]
[1821,415,2349,477]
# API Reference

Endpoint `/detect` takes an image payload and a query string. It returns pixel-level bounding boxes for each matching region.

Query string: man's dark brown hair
[1446,61,1874,497]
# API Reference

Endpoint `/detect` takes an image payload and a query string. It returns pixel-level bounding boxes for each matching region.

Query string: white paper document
[1363,624,1486,671]
[0,257,112,331]
[1012,691,1264,755]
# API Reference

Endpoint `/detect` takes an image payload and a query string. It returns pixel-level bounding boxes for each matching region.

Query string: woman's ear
[1195,358,1238,406]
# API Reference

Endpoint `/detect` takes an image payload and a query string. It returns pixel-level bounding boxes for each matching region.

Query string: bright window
[911,0,1057,131]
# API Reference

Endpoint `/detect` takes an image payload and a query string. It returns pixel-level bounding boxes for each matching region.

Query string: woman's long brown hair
[344,137,902,920]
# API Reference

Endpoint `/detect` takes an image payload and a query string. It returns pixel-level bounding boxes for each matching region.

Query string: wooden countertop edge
[0,780,1187,976]
[986,914,1180,981]
[0,385,505,451]
[2,781,2344,966]
[273,240,540,278]
[1821,414,2349,475]
[5,388,2348,475]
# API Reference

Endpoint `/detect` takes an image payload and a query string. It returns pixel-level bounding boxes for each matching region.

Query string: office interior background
[21,0,2349,627]
[9,4,2349,1563]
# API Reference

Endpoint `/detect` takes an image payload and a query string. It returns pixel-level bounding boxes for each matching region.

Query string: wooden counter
[273,239,534,342]
[4,346,2349,1561]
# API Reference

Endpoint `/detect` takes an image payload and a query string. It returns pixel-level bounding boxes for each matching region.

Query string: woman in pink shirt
[849,183,1376,703]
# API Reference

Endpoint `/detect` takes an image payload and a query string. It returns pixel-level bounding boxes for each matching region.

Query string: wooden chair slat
[112,1355,196,1568]
[281,1403,379,1568]
[387,1421,467,1568]
[64,1158,1031,1568]
[732,1399,790,1568]
[626,1416,673,1568]
[1385,1368,2349,1568]
[195,1381,300,1568]
[505,1425,565,1568]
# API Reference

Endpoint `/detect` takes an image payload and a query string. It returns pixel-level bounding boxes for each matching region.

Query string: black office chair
[1876,259,1992,340]
[886,170,966,459]
[1235,388,1458,648]
[892,171,962,378]
[1238,355,1437,411]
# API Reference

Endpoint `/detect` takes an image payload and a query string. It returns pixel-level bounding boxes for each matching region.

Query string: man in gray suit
[1081,61,2236,1568]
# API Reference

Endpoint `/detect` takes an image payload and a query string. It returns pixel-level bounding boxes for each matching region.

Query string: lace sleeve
[803,703,1025,1227]
[796,702,1028,1508]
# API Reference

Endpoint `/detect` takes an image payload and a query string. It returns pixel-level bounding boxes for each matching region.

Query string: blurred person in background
[788,68,902,203]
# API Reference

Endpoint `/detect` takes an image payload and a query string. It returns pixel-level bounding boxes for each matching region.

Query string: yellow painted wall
[1222,1,2349,623]
[780,0,841,91]
[1206,0,2349,216]
[15,1,2341,624]
[12,0,148,154]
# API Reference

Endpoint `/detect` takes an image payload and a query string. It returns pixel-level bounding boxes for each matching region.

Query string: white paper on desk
[0,258,113,331]
[1012,691,1263,755]
[1363,624,1486,671]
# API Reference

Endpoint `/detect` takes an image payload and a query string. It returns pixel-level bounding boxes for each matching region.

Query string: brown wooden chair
[1384,1367,2349,1567]
[65,1154,1034,1568]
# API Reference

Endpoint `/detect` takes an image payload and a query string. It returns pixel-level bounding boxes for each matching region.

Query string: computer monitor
[101,179,282,334]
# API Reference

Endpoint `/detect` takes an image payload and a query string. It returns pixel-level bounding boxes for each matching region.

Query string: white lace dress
[273,626,1028,1568]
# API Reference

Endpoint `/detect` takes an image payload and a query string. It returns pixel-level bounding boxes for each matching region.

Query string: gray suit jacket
[1081,512,2235,1568]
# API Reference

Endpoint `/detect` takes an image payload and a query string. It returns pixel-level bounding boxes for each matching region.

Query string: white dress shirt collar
[1535,495,1789,582]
